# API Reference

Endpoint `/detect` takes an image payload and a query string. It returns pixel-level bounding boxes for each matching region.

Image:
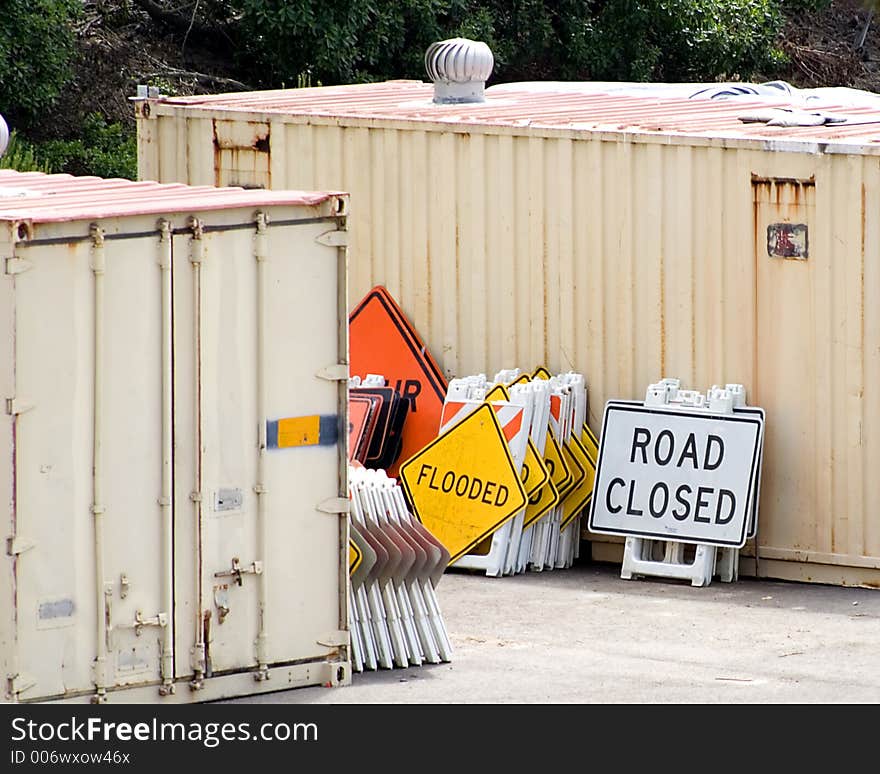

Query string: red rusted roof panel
[158,80,880,145]
[0,171,343,223]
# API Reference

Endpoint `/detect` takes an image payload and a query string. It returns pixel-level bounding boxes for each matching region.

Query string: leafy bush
[233,0,471,85]
[0,132,51,173]
[0,1,80,129]
[226,1,791,86]
[35,114,137,180]
[584,0,786,82]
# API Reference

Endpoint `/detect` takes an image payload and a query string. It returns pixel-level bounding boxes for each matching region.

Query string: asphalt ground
[228,559,880,704]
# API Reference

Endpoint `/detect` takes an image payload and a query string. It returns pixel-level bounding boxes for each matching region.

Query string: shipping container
[0,170,351,702]
[136,79,880,588]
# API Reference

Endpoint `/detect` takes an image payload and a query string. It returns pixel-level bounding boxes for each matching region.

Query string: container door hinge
[190,645,206,686]
[316,497,349,515]
[316,230,348,248]
[5,257,32,276]
[6,536,35,556]
[316,363,348,382]
[5,398,34,416]
[317,630,350,648]
[7,673,37,698]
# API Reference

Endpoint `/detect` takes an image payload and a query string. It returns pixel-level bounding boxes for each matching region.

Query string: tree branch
[132,0,233,48]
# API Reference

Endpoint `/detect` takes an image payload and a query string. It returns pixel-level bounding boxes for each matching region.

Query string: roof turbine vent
[425,38,494,105]
[0,113,9,159]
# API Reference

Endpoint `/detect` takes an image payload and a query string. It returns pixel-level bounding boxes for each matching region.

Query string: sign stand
[348,467,453,672]
[616,378,749,588]
[437,379,533,577]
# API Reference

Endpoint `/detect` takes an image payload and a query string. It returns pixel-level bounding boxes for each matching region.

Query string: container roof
[0,170,343,223]
[157,79,880,152]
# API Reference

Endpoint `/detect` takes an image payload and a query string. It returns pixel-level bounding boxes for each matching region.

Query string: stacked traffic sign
[400,367,598,577]
[349,374,411,469]
[349,287,448,477]
[348,467,453,672]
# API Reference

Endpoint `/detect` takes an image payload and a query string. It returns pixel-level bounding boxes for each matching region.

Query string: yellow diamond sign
[348,537,363,576]
[400,402,528,564]
[560,433,597,529]
[483,383,549,499]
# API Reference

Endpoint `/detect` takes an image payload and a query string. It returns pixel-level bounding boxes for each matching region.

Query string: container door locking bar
[214,557,263,586]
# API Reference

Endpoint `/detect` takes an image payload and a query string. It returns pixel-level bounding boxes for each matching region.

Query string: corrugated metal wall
[139,106,880,586]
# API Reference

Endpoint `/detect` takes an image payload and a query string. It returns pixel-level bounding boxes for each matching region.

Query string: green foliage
[584,1,786,82]
[228,0,791,87]
[0,132,51,173]
[0,0,80,129]
[35,114,137,180]
[233,1,471,85]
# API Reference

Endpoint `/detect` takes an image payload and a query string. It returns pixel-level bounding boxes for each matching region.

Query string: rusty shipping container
[0,171,351,702]
[136,75,880,588]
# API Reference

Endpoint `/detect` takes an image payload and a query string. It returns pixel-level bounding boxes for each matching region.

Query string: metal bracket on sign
[7,673,37,697]
[6,536,35,556]
[315,230,348,248]
[5,398,34,416]
[316,363,349,382]
[5,257,32,275]
[317,630,350,648]
[316,497,349,515]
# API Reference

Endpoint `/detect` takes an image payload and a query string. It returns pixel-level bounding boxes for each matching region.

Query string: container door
[9,229,170,701]
[173,225,261,678]
[753,176,817,553]
[172,209,348,684]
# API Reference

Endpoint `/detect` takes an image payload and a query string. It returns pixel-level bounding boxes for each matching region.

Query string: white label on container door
[588,404,762,548]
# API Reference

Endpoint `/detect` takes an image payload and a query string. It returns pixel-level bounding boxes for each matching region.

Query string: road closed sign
[588,404,763,548]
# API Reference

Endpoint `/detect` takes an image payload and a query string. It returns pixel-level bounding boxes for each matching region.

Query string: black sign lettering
[400,379,422,411]
[715,489,736,524]
[672,484,691,521]
[677,433,699,469]
[630,428,650,464]
[693,486,712,523]
[625,481,643,517]
[414,466,512,508]
[607,477,625,514]
[704,435,724,470]
[649,482,669,518]
[654,430,674,466]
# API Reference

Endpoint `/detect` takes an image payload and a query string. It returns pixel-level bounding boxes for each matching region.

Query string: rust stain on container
[213,120,271,189]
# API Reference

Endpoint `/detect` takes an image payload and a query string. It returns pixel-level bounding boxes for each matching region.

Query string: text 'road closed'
[588,404,762,548]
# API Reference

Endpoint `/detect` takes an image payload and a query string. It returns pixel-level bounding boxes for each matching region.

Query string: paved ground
[230,561,880,704]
